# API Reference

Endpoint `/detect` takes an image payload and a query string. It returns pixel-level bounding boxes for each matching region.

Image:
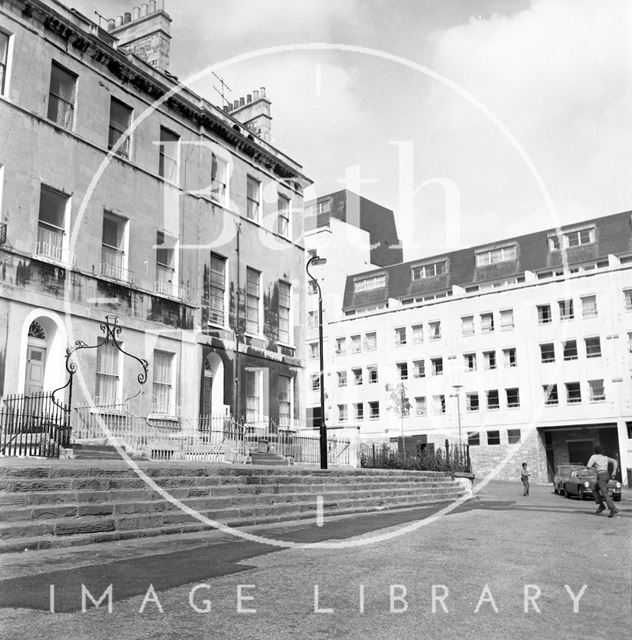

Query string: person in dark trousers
[586,445,619,518]
[520,462,530,496]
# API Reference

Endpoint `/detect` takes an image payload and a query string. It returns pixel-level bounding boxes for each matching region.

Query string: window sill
[148,413,180,422]
[589,399,606,404]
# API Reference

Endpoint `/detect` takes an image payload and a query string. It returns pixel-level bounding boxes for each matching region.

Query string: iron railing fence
[0,392,71,458]
[360,439,471,473]
[73,407,351,465]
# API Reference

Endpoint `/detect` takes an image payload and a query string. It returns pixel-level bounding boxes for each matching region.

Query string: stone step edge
[0,485,464,521]
[0,490,465,539]
[0,496,465,554]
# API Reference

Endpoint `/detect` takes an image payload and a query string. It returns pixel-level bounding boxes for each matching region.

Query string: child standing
[520,462,530,496]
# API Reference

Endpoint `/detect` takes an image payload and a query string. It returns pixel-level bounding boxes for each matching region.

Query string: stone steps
[0,462,466,552]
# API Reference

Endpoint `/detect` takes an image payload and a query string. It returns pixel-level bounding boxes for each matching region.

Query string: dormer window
[411,260,446,280]
[354,274,386,293]
[548,227,595,251]
[475,245,517,267]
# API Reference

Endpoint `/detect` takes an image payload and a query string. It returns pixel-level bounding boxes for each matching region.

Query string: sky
[69,0,631,260]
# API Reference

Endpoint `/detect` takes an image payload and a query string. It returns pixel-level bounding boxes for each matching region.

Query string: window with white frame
[158,127,179,184]
[311,375,320,391]
[155,231,176,296]
[101,211,128,280]
[47,61,76,129]
[309,342,319,359]
[475,245,517,267]
[96,339,120,405]
[245,267,261,334]
[354,402,364,420]
[411,324,423,344]
[352,368,363,385]
[506,387,520,408]
[245,368,264,423]
[368,401,380,419]
[467,432,480,446]
[36,184,68,262]
[461,316,474,336]
[277,194,290,237]
[487,430,501,445]
[483,350,496,370]
[499,309,514,330]
[537,304,552,324]
[210,153,228,205]
[335,337,346,355]
[108,97,132,157]
[466,392,479,412]
[481,312,494,333]
[433,395,446,414]
[411,260,447,279]
[585,336,601,358]
[209,253,227,325]
[624,289,632,311]
[565,381,581,404]
[581,295,597,318]
[350,335,361,353]
[307,310,318,330]
[503,347,517,368]
[507,429,521,444]
[563,340,578,361]
[354,274,386,292]
[540,343,555,363]
[588,379,605,403]
[396,362,408,381]
[464,353,476,372]
[364,332,377,351]
[278,375,293,428]
[415,396,427,416]
[542,384,559,407]
[337,370,347,387]
[246,175,261,221]
[548,227,595,250]
[413,359,425,378]
[394,327,407,345]
[152,350,174,414]
[429,321,441,341]
[486,389,499,410]
[0,31,11,96]
[367,365,378,384]
[278,281,291,344]
[431,357,443,376]
[558,299,574,320]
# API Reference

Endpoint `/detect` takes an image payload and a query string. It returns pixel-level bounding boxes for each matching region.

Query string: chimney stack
[227,86,272,142]
[108,1,172,72]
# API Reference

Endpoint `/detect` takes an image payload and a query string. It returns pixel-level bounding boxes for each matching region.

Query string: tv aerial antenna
[212,72,232,109]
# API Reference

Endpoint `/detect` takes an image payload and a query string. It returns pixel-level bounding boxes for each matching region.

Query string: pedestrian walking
[586,445,619,518]
[520,462,530,496]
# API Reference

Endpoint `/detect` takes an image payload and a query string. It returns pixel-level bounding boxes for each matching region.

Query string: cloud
[419,0,632,246]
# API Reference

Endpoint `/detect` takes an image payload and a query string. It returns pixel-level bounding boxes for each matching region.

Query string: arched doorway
[201,352,225,417]
[24,321,47,395]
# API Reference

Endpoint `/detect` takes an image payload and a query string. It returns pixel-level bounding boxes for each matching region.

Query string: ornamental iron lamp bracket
[51,315,149,410]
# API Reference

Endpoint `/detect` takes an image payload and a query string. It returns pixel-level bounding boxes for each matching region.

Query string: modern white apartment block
[316,211,632,483]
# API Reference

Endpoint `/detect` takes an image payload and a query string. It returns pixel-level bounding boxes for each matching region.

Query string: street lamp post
[306,255,328,470]
[451,384,463,443]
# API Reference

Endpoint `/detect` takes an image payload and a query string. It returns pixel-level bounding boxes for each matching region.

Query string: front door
[25,345,47,395]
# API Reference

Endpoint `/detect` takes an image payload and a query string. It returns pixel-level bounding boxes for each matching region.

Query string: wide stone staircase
[0,461,467,553]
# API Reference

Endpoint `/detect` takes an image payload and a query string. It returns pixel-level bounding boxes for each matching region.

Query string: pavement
[0,479,630,640]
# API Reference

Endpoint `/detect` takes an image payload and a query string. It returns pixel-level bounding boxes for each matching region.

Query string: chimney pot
[253,90,259,100]
[107,18,115,30]
[260,86,266,97]
[148,0,156,13]
[115,15,123,27]
[157,0,165,10]
[233,99,239,110]
[123,12,131,23]
[239,97,245,106]
[132,7,140,20]
[247,93,252,103]
[140,3,148,16]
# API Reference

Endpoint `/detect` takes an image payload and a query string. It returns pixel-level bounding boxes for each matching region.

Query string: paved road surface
[0,480,629,640]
